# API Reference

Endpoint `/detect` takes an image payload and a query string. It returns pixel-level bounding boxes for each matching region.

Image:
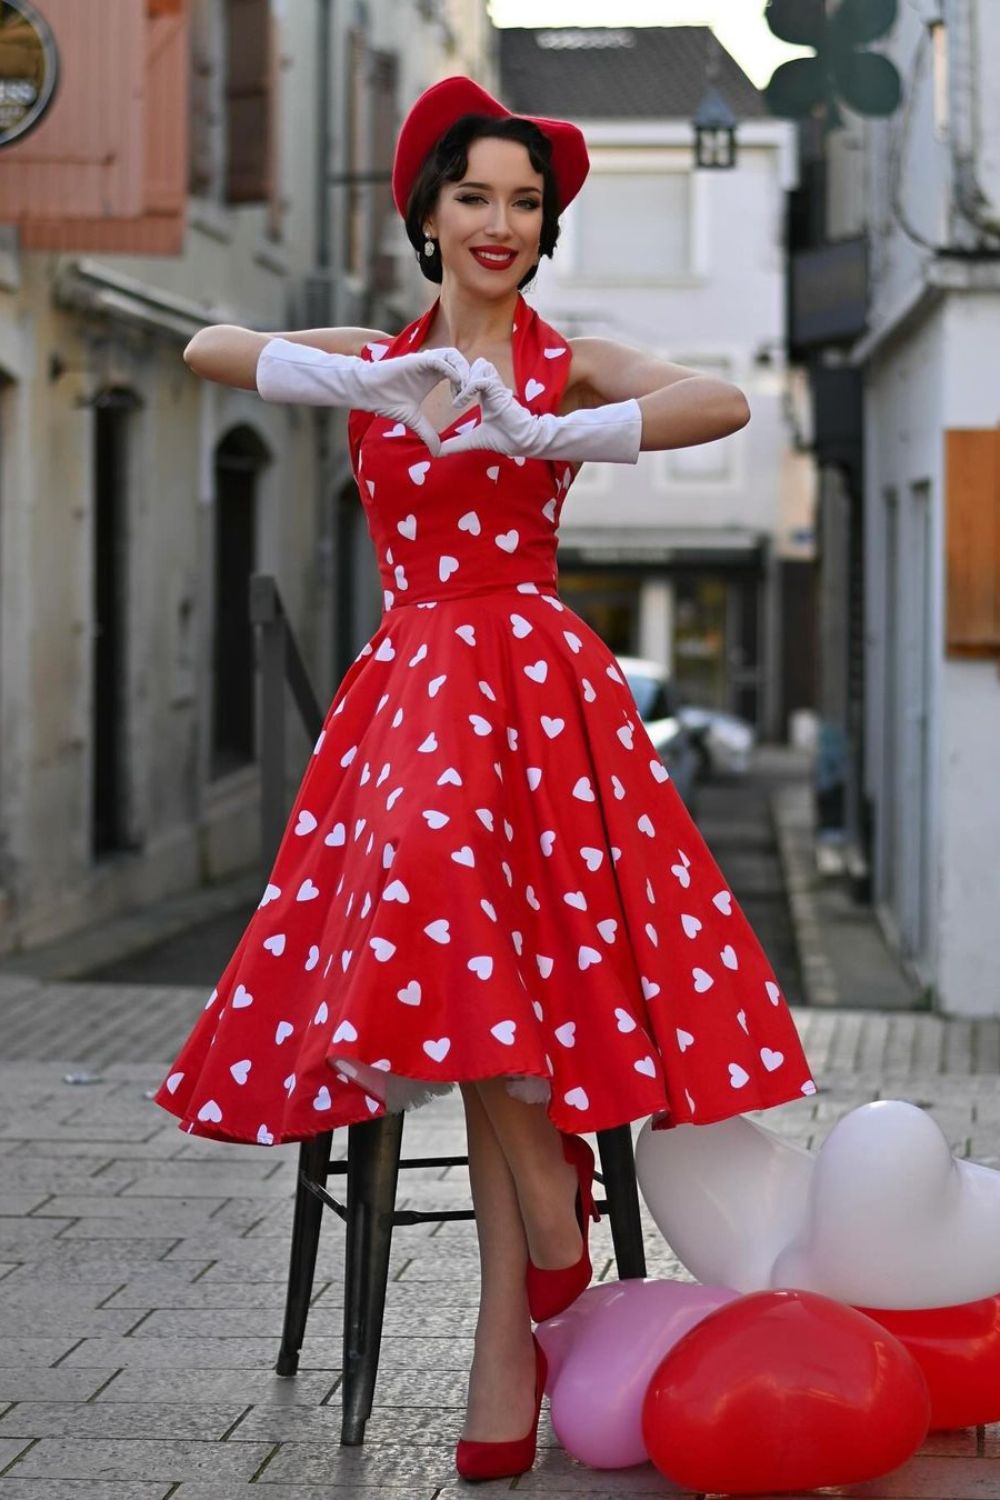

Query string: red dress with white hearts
[153,290,816,1147]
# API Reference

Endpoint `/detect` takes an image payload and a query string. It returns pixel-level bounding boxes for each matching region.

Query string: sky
[486,0,811,89]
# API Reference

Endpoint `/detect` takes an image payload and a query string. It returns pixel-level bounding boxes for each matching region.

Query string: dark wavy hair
[404,113,562,291]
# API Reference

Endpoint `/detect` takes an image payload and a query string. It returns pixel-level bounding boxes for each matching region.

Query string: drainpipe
[314,0,335,697]
[946,0,1000,242]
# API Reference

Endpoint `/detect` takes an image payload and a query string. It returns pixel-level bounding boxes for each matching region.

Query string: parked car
[616,653,755,786]
[677,699,756,779]
[615,653,700,815]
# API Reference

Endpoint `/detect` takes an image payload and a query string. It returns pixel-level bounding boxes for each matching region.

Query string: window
[574,170,691,281]
[225,0,275,205]
[189,0,278,212]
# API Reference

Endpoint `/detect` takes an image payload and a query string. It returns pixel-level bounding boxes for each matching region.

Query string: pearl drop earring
[423,236,435,256]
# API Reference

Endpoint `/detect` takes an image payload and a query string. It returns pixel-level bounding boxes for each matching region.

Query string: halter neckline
[399,288,530,408]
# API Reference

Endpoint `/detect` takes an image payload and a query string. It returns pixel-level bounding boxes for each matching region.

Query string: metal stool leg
[341,1109,404,1445]
[595,1124,647,1279]
[275,1130,333,1376]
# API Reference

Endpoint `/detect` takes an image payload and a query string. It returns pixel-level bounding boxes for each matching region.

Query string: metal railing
[249,573,325,870]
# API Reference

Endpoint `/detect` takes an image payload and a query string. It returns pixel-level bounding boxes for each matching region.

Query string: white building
[499,25,816,739]
[802,0,1000,1015]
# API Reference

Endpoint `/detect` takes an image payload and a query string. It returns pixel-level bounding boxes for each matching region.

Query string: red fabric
[391,74,590,217]
[153,291,817,1147]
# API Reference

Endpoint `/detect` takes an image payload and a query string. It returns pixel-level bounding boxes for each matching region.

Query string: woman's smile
[470,246,518,270]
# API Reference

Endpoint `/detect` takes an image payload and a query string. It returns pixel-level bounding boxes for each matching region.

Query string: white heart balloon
[635,1099,1000,1310]
[774,1099,1000,1308]
[635,1112,812,1293]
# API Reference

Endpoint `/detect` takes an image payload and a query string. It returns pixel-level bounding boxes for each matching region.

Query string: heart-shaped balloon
[635,1111,812,1291]
[534,1281,622,1386]
[636,1100,1000,1309]
[641,1288,931,1495]
[538,1278,739,1469]
[856,1293,1000,1429]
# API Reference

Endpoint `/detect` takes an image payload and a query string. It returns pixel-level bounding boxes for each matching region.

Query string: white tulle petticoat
[329,1053,552,1114]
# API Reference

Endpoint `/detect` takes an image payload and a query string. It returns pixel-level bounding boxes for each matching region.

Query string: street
[0,748,998,1495]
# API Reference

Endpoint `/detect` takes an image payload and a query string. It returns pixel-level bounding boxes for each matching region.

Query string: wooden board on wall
[0,0,146,219]
[944,427,1000,659]
[19,3,189,254]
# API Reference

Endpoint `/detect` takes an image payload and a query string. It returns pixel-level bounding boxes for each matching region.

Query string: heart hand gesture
[437,358,544,459]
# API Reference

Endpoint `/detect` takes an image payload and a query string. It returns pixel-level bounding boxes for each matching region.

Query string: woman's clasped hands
[259,334,643,464]
[360,348,537,459]
[350,345,473,456]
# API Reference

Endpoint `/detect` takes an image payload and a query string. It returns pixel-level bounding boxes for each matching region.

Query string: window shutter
[944,428,1000,657]
[18,3,189,253]
[225,0,271,204]
[0,0,146,219]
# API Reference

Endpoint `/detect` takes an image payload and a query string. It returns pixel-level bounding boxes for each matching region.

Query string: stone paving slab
[0,1403,248,1441]
[3,1437,275,1484]
[92,1369,337,1407]
[172,1487,441,1500]
[2,1020,1000,1495]
[0,1484,169,1499]
[0,1308,142,1339]
[0,1372,119,1405]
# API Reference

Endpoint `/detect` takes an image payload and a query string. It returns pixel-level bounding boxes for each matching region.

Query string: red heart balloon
[641,1289,931,1495]
[855,1294,1000,1430]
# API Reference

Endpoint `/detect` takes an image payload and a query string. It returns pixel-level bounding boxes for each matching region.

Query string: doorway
[211,426,269,779]
[92,391,139,859]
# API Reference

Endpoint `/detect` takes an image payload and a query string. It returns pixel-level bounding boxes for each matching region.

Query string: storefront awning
[558,526,765,568]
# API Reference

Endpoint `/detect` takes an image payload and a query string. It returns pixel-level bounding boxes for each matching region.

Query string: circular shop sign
[0,0,58,148]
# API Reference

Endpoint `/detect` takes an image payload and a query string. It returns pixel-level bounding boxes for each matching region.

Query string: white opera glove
[255,339,471,457]
[438,357,643,463]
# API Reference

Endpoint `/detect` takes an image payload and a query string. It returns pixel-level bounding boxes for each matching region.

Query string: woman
[161,75,816,1481]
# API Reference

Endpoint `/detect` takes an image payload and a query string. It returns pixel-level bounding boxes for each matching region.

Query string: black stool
[274,1111,648,1443]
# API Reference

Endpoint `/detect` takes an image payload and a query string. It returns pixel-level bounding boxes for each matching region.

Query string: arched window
[211,424,269,779]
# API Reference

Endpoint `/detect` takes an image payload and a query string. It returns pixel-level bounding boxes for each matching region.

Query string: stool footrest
[325,1152,470,1172]
[303,1175,478,1225]
[303,1172,609,1228]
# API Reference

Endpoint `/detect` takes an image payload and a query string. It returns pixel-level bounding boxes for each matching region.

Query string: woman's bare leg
[471,1076,584,1269]
[458,1080,543,1443]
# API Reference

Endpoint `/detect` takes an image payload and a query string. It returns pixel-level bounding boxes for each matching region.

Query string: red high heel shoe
[454,1331,548,1482]
[525,1131,602,1323]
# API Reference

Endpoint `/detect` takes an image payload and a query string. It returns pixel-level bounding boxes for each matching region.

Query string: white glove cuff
[256,338,363,406]
[535,398,643,464]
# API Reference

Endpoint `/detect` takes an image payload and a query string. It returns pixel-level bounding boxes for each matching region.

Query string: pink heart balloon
[543,1278,740,1469]
[535,1281,623,1385]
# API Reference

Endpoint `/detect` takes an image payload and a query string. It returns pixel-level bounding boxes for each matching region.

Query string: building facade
[0,0,492,958]
[500,25,817,740]
[789,0,1000,1016]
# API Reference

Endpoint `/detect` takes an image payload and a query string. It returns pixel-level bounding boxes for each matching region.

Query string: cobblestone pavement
[0,993,999,1497]
[1,747,998,1496]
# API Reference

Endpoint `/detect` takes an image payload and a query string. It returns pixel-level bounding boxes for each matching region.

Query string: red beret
[392,74,590,218]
